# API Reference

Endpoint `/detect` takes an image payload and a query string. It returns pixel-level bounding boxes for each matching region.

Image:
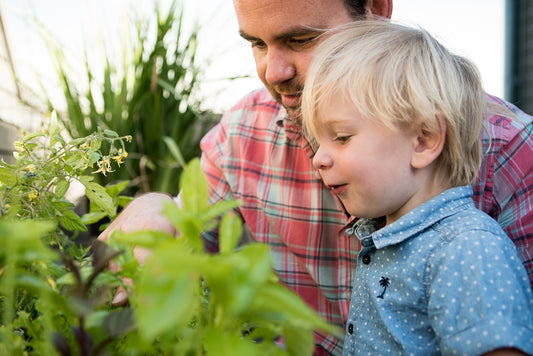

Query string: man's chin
[284,107,302,125]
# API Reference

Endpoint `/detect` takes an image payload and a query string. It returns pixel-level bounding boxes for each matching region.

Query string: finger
[112,285,129,307]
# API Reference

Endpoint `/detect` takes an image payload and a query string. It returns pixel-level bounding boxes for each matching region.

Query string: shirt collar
[345,186,474,249]
[276,116,319,155]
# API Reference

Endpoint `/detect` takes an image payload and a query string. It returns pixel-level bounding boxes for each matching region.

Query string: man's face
[234,0,353,122]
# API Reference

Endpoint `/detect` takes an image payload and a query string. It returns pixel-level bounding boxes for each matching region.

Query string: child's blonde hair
[302,19,485,187]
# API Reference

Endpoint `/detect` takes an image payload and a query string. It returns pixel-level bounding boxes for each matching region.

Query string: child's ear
[411,112,446,169]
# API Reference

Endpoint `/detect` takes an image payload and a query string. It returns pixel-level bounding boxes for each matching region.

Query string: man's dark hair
[343,0,368,18]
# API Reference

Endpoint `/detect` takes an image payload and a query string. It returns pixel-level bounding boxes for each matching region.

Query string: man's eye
[250,40,267,49]
[289,37,317,48]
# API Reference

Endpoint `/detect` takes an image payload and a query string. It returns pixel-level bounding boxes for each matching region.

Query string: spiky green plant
[41,0,217,196]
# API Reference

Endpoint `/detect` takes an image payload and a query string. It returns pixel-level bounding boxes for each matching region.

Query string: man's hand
[98,192,177,306]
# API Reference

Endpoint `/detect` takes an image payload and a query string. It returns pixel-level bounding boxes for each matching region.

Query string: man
[100,0,533,354]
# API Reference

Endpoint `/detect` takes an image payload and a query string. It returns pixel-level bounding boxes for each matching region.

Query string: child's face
[312,96,427,225]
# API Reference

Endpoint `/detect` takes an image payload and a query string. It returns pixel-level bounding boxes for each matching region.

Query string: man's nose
[264,48,295,86]
[312,146,333,170]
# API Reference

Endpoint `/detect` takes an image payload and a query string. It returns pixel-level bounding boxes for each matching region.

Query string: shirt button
[362,254,371,264]
[348,323,354,334]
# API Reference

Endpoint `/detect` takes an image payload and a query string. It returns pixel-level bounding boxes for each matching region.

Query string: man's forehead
[233,0,350,25]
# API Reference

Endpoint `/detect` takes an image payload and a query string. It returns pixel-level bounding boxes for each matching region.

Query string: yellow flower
[14,140,24,151]
[47,277,56,289]
[112,149,128,166]
[103,157,112,170]
[94,162,107,176]
[26,164,36,172]
[28,191,38,200]
[113,155,124,166]
[125,135,132,143]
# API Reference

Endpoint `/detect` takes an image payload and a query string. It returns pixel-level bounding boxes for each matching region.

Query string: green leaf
[50,199,75,212]
[204,327,259,356]
[23,132,45,141]
[283,325,315,356]
[251,283,342,337]
[135,268,197,341]
[116,195,133,208]
[103,129,119,138]
[103,308,136,338]
[52,135,66,146]
[55,179,70,197]
[81,211,107,225]
[68,137,86,146]
[105,180,129,198]
[49,111,60,137]
[0,166,17,186]
[87,151,101,167]
[57,209,88,232]
[1,158,16,169]
[219,212,242,254]
[0,220,56,262]
[180,158,208,213]
[162,136,186,167]
[90,137,102,151]
[201,200,241,224]
[112,229,175,249]
[80,176,115,217]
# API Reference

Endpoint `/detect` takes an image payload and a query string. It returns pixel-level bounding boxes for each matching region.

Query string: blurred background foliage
[38,0,218,197]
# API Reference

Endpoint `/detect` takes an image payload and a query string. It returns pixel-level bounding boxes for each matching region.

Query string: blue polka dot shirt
[343,186,533,355]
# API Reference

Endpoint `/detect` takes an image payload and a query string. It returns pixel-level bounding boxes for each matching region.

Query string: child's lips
[328,184,348,195]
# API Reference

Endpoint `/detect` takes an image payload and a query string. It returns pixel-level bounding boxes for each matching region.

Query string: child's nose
[312,146,333,170]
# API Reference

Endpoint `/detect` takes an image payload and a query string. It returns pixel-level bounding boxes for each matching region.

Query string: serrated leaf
[55,179,70,197]
[90,138,102,151]
[81,211,107,225]
[87,151,101,166]
[50,199,75,212]
[105,180,129,198]
[80,177,115,217]
[103,129,119,138]
[57,209,87,232]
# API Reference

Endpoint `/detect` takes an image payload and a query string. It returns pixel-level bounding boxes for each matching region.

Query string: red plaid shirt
[197,88,533,355]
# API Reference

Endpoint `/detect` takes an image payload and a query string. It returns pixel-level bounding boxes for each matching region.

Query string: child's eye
[334,136,351,144]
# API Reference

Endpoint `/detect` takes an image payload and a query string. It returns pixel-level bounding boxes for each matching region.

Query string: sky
[1,0,505,114]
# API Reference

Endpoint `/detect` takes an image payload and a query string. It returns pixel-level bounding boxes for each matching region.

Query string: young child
[301,20,533,355]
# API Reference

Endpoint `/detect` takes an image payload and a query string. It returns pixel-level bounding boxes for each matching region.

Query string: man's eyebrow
[239,30,258,42]
[239,26,327,42]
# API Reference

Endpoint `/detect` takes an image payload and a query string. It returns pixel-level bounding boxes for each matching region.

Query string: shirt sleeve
[477,94,533,285]
[425,228,533,355]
